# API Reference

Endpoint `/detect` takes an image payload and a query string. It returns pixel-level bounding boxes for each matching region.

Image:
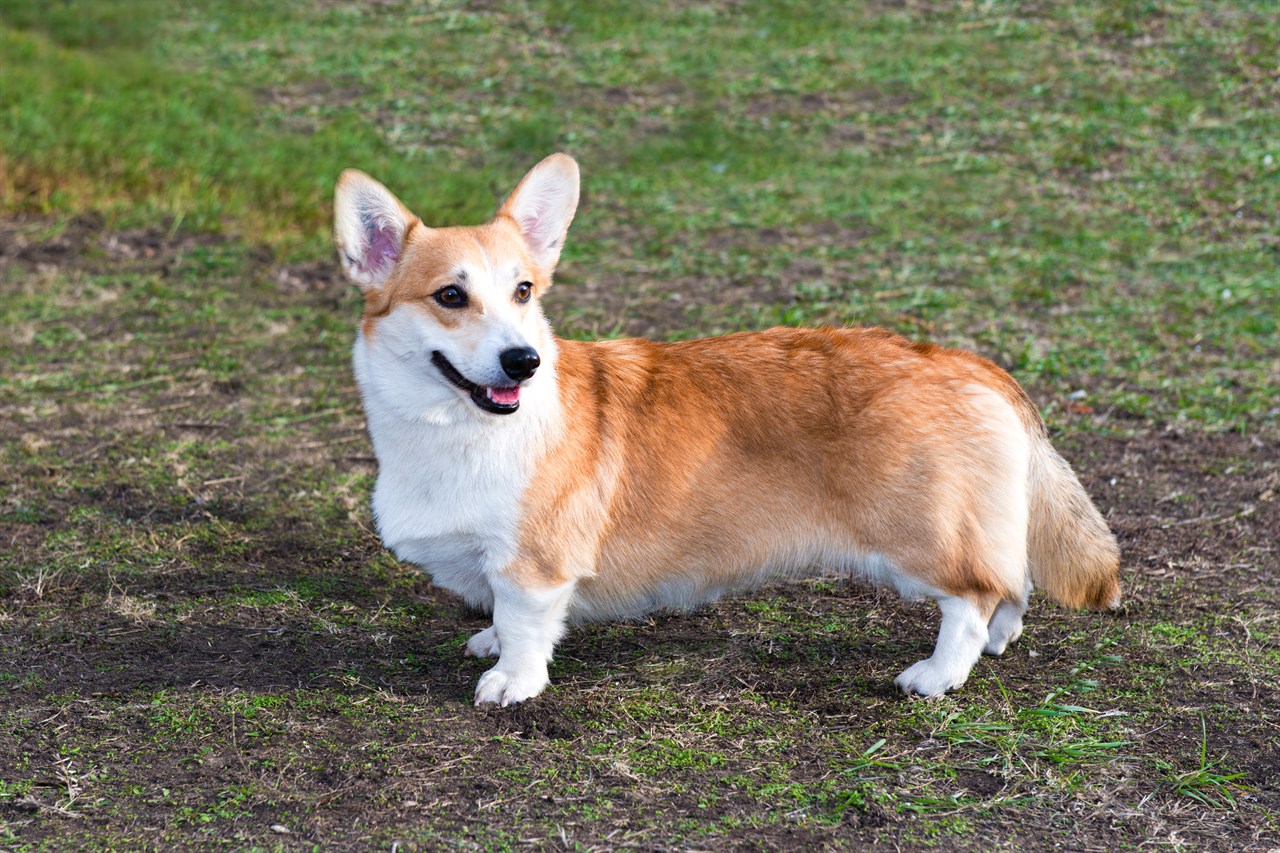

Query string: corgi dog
[333,154,1121,707]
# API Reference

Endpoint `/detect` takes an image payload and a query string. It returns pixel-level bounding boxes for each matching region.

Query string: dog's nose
[499,347,540,381]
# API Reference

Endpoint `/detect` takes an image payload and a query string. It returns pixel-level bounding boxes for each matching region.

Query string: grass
[2,1,1276,432]
[1159,717,1251,809]
[0,5,486,245]
[2,0,1278,850]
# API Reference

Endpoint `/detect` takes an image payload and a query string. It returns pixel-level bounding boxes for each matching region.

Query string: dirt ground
[2,219,1278,850]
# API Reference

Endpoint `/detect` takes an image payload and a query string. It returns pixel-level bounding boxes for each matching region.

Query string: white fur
[500,154,580,269]
[355,322,562,612]
[465,625,501,658]
[474,576,577,706]
[960,383,1032,597]
[357,316,1037,703]
[360,349,1040,701]
[343,157,583,706]
[985,579,1031,656]
[984,599,1026,656]
[358,317,573,706]
[896,595,991,696]
[569,547,938,624]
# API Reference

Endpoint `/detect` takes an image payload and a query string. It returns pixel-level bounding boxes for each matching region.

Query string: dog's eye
[515,282,533,304]
[434,286,468,308]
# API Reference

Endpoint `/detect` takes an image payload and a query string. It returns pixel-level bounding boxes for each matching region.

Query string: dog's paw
[464,626,501,658]
[982,602,1024,657]
[474,666,549,707]
[895,660,966,698]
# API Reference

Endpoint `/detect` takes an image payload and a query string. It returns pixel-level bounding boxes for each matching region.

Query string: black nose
[499,346,540,381]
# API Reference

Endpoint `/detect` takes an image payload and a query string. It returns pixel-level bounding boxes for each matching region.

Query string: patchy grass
[1160,717,1252,810]
[2,0,1278,850]
[3,1,1276,431]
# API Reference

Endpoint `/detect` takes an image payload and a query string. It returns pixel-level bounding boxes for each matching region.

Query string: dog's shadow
[17,570,931,712]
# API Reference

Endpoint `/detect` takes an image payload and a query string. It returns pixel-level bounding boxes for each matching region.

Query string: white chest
[353,329,563,611]
[368,425,530,610]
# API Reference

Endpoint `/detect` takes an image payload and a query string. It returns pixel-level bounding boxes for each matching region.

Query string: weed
[1158,717,1251,809]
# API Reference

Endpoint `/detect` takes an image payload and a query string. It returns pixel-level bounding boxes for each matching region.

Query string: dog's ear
[334,170,417,292]
[496,153,580,271]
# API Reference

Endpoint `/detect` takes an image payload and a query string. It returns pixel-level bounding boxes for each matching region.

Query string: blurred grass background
[3,0,1276,434]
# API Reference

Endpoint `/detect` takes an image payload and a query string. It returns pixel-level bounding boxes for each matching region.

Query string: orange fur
[1027,445,1122,608]
[361,219,547,341]
[506,328,1045,606]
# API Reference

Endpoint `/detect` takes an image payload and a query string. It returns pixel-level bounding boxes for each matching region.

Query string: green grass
[2,1,1279,850]
[1159,717,1251,809]
[0,3,490,247]
[2,0,1276,431]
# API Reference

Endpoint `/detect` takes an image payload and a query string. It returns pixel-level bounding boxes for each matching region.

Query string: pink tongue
[487,386,520,405]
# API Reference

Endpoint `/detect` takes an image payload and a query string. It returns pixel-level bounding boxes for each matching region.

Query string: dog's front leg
[473,573,575,707]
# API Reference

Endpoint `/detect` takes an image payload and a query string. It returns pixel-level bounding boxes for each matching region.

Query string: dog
[333,153,1121,707]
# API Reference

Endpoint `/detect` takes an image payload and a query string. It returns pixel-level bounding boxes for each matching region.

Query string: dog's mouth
[430,351,521,415]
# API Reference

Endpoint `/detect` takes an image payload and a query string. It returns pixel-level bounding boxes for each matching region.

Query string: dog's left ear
[497,153,580,271]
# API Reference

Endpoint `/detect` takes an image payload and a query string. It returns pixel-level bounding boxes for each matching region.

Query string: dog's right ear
[334,170,417,292]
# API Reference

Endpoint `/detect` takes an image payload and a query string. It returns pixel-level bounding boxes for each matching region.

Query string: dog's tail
[1025,435,1121,610]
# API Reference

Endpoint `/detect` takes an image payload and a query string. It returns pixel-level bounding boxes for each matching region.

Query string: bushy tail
[1026,438,1121,610]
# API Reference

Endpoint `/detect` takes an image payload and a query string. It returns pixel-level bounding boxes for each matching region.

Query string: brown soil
[1,219,1277,851]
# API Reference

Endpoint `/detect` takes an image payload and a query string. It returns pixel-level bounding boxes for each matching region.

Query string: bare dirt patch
[0,213,240,276]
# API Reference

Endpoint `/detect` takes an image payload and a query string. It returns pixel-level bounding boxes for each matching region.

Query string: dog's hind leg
[464,625,501,658]
[984,581,1031,656]
[473,574,576,706]
[982,600,1025,656]
[895,593,999,697]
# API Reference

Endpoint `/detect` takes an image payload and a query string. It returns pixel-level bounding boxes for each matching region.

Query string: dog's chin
[431,351,521,415]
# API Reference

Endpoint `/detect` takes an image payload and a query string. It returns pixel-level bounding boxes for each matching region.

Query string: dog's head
[334,154,579,420]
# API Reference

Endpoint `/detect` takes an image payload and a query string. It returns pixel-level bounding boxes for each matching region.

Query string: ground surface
[2,1,1278,851]
[1,213,1276,853]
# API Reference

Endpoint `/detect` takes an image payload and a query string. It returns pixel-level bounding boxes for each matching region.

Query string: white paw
[464,626,501,658]
[982,635,1013,657]
[983,627,1022,657]
[474,666,549,707]
[895,659,967,697]
[983,604,1024,656]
